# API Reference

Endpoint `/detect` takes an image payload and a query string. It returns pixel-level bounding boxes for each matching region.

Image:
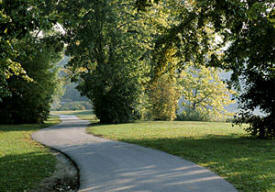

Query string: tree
[179,63,235,121]
[59,0,152,123]
[135,0,275,138]
[0,0,65,123]
[0,0,58,101]
[149,73,180,120]
[0,35,63,124]
[141,1,184,120]
[220,2,275,138]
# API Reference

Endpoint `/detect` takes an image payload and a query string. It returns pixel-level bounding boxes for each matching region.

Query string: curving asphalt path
[32,115,238,192]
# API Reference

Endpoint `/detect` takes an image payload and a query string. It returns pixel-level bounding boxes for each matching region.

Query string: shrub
[234,112,275,139]
[176,109,210,121]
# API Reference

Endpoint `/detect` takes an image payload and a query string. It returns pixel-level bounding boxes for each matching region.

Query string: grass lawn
[51,110,97,121]
[0,116,61,192]
[87,121,275,192]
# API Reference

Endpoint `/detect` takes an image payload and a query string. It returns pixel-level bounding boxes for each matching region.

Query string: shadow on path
[32,115,238,192]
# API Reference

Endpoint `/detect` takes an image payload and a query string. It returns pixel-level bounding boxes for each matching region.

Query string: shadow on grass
[0,124,43,132]
[0,116,59,132]
[0,152,56,192]
[117,135,274,192]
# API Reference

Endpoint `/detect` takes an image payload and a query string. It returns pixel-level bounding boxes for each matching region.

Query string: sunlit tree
[179,63,235,121]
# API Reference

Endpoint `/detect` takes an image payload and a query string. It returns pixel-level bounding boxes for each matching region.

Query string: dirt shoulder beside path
[30,149,78,192]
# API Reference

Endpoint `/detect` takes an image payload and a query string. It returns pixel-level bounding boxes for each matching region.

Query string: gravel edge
[30,149,79,192]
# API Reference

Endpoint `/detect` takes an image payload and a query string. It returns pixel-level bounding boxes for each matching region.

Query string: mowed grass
[51,110,97,121]
[87,121,275,192]
[0,116,61,192]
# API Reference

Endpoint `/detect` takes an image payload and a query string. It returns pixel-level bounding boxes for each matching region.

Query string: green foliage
[149,73,180,120]
[145,3,183,121]
[176,109,210,121]
[0,35,63,124]
[1,0,273,137]
[0,1,64,124]
[234,112,275,139]
[50,79,65,111]
[217,0,275,138]
[137,0,275,138]
[62,82,88,102]
[61,0,151,123]
[179,64,235,121]
[53,101,93,111]
[51,57,90,111]
[0,0,58,101]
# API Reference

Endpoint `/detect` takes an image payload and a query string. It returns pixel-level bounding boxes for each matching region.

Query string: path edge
[31,119,81,191]
[85,127,238,191]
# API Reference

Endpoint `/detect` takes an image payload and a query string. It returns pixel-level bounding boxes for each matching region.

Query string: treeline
[51,81,92,111]
[0,34,63,123]
[0,0,63,123]
[62,1,235,123]
[1,0,274,138]
[49,56,92,111]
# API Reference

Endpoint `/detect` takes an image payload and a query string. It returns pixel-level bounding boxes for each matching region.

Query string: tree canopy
[179,63,235,121]
[0,34,63,123]
[58,0,153,123]
[136,0,275,138]
[0,0,59,101]
[0,0,63,123]
[1,0,274,137]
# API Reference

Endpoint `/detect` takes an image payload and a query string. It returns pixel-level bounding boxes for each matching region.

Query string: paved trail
[32,115,237,192]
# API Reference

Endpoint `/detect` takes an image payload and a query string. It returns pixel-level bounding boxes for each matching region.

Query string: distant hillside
[62,82,88,102]
[56,56,88,102]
